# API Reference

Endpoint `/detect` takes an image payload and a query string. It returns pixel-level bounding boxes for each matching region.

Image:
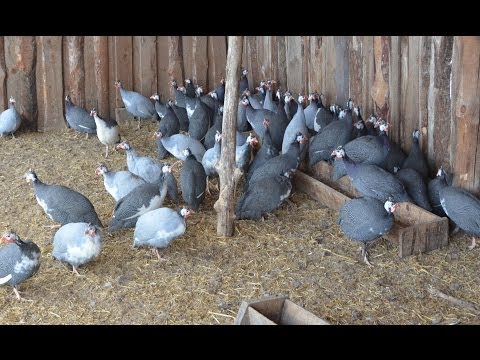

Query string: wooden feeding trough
[234,295,330,325]
[295,161,449,258]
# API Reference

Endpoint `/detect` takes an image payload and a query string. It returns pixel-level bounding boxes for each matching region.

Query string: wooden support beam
[214,36,243,236]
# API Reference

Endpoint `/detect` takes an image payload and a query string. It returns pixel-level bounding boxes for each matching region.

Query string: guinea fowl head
[246,133,259,147]
[297,94,306,106]
[169,79,177,88]
[9,96,16,105]
[115,141,130,151]
[95,163,108,175]
[150,94,160,101]
[180,208,194,219]
[384,197,398,214]
[240,97,249,106]
[296,133,308,145]
[209,92,218,99]
[214,131,222,143]
[276,89,283,101]
[354,120,365,130]
[89,108,97,117]
[263,118,271,128]
[331,146,345,158]
[241,68,248,76]
[346,98,354,111]
[153,130,163,139]
[114,80,122,89]
[183,148,193,158]
[354,106,362,118]
[436,166,446,178]
[1,230,19,244]
[24,169,38,183]
[195,86,203,97]
[84,224,98,237]
[162,164,172,174]
[412,129,420,142]
[65,95,72,103]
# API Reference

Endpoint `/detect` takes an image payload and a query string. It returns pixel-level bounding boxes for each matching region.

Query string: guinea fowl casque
[64,95,96,138]
[52,223,102,276]
[338,197,397,266]
[90,108,121,158]
[0,96,22,138]
[25,169,103,228]
[0,230,41,301]
[134,207,193,260]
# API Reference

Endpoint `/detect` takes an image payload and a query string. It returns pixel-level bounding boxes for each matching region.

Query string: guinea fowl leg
[468,237,477,251]
[85,133,90,140]
[13,286,33,302]
[361,243,374,267]
[43,224,62,229]
[205,177,211,196]
[72,266,83,276]
[105,145,109,158]
[153,249,166,261]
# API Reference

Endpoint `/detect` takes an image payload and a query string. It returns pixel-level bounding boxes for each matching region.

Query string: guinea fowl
[187,96,212,142]
[236,133,258,173]
[202,131,222,193]
[154,102,181,159]
[64,95,96,138]
[237,95,252,132]
[154,132,206,162]
[374,119,407,173]
[246,119,280,183]
[168,99,189,132]
[402,129,430,179]
[439,182,480,250]
[235,170,293,220]
[163,163,179,203]
[273,89,290,126]
[351,107,368,138]
[284,91,298,121]
[150,94,168,119]
[304,92,319,132]
[313,94,335,132]
[247,133,307,189]
[239,68,249,94]
[282,95,309,160]
[211,78,225,103]
[262,80,276,112]
[108,166,168,233]
[428,166,450,218]
[116,141,164,184]
[331,146,411,203]
[0,97,22,138]
[170,80,187,109]
[245,87,264,110]
[184,78,197,99]
[0,230,41,301]
[134,207,193,260]
[180,148,207,211]
[90,108,121,158]
[198,86,217,112]
[52,223,101,276]
[114,80,157,129]
[25,169,102,228]
[394,167,432,211]
[95,163,147,202]
[338,197,397,266]
[203,105,223,150]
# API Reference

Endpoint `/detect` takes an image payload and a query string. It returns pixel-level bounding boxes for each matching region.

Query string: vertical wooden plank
[157,36,169,101]
[168,36,184,99]
[362,36,375,117]
[114,36,133,107]
[303,36,310,93]
[83,36,96,112]
[207,36,227,92]
[429,37,454,176]
[63,36,85,109]
[108,36,116,119]
[182,36,208,88]
[324,37,336,105]
[285,36,304,95]
[349,36,363,108]
[389,36,401,145]
[256,36,270,82]
[0,37,7,110]
[36,36,64,131]
[335,36,350,107]
[132,36,157,98]
[244,36,259,90]
[275,36,287,92]
[93,36,109,119]
[308,36,323,95]
[5,36,37,130]
[419,36,433,171]
[452,36,480,194]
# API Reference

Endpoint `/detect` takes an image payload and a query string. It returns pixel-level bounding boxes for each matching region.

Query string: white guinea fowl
[0,96,22,138]
[52,223,102,276]
[134,207,193,260]
[95,163,147,202]
[90,108,121,158]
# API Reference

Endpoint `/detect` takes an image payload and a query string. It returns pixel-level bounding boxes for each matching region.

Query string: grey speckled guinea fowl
[64,95,96,137]
[428,166,450,218]
[0,230,41,301]
[95,163,147,202]
[0,97,22,138]
[154,103,181,160]
[114,80,157,129]
[116,141,164,184]
[402,129,430,179]
[180,148,207,211]
[394,167,432,211]
[440,184,480,250]
[235,171,293,220]
[154,132,206,162]
[332,146,411,203]
[25,169,102,228]
[134,207,193,260]
[313,94,335,132]
[52,223,101,276]
[338,197,397,266]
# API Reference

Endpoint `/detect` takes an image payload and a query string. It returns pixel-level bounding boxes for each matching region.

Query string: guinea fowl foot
[85,133,90,140]
[43,224,61,229]
[13,287,33,302]
[153,249,166,261]
[72,266,84,277]
[468,237,476,251]
[361,244,374,267]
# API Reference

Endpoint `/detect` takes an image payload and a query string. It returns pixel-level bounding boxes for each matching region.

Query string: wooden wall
[0,36,478,194]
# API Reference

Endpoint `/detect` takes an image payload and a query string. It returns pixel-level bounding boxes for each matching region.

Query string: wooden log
[63,36,85,108]
[93,36,109,118]
[0,37,6,110]
[207,36,226,91]
[214,36,243,236]
[36,36,64,131]
[452,36,480,194]
[4,36,37,130]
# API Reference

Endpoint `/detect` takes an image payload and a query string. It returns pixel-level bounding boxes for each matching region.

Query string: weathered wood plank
[36,36,64,131]
[167,36,184,100]
[0,37,7,110]
[311,161,360,198]
[83,36,96,112]
[4,36,37,130]
[108,36,116,119]
[182,36,208,89]
[285,36,304,96]
[372,36,391,126]
[156,36,169,102]
[307,36,323,95]
[452,36,480,194]
[389,36,401,145]
[247,307,277,325]
[419,36,432,170]
[362,36,375,117]
[132,36,157,99]
[207,36,226,92]
[63,36,85,109]
[281,299,329,325]
[324,37,336,105]
[275,36,287,93]
[256,36,271,82]
[431,37,454,176]
[114,36,133,107]
[93,36,109,119]
[335,36,350,106]
[349,36,363,109]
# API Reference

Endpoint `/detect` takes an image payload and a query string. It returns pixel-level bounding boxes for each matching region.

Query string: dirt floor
[0,121,479,325]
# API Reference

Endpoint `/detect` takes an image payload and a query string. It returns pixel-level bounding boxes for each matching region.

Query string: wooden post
[0,37,7,110]
[214,36,243,236]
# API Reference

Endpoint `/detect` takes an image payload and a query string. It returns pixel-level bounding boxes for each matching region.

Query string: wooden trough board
[295,161,449,258]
